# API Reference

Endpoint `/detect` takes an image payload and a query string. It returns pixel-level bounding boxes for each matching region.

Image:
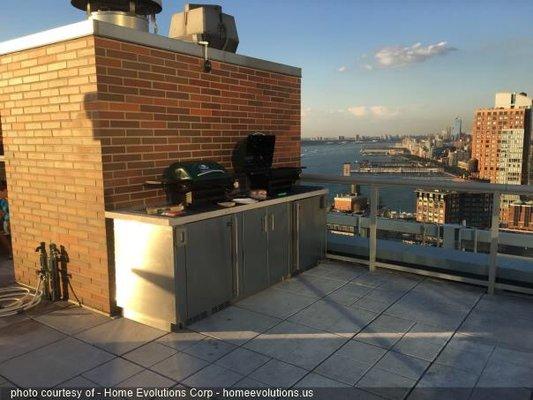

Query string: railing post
[487,192,500,295]
[369,186,379,272]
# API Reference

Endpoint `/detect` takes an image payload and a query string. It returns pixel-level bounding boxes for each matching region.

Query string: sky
[0,0,532,137]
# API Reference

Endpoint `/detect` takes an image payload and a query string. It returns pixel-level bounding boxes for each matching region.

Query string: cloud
[369,41,456,69]
[347,105,400,118]
[337,66,348,72]
[347,106,368,117]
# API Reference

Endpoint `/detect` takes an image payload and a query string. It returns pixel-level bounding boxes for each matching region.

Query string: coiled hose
[0,277,44,317]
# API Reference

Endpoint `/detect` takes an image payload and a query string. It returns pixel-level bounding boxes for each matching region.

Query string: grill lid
[233,132,275,173]
[164,161,230,182]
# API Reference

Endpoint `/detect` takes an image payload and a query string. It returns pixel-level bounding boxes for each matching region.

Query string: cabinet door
[267,203,291,284]
[296,195,327,271]
[185,216,234,321]
[240,208,269,296]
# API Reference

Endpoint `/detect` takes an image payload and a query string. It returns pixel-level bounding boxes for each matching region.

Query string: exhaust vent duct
[169,4,239,53]
[71,0,162,32]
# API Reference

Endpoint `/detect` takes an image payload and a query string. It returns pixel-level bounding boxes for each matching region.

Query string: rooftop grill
[233,132,302,196]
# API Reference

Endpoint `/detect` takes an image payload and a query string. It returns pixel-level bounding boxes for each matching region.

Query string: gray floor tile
[477,358,533,388]
[182,337,237,362]
[459,310,533,351]
[393,323,453,362]
[374,352,429,381]
[0,375,16,388]
[83,358,144,387]
[417,363,478,388]
[314,341,386,385]
[351,272,389,288]
[411,280,483,309]
[0,337,114,387]
[75,318,166,355]
[386,292,470,330]
[156,329,206,351]
[362,287,408,304]
[314,354,370,386]
[249,359,307,387]
[488,346,533,369]
[325,282,374,306]
[0,314,29,330]
[295,372,350,387]
[150,352,208,382]
[304,261,366,282]
[435,334,493,375]
[273,274,345,299]
[189,306,281,345]
[355,314,415,349]
[236,288,316,319]
[55,375,97,388]
[357,367,417,400]
[288,300,377,337]
[473,293,533,322]
[215,347,270,375]
[24,300,71,317]
[244,320,347,370]
[182,364,243,388]
[118,369,175,388]
[0,319,66,363]
[34,305,110,335]
[354,296,393,314]
[232,376,272,388]
[470,387,532,400]
[337,340,387,365]
[123,341,177,367]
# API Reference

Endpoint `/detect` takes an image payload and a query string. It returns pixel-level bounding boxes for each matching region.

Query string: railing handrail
[301,173,533,196]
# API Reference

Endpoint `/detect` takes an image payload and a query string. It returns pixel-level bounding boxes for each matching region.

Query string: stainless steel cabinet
[239,203,291,297]
[294,195,327,272]
[240,208,269,296]
[267,203,291,284]
[182,215,235,322]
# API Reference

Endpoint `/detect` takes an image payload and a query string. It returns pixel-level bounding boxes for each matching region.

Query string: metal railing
[301,173,533,294]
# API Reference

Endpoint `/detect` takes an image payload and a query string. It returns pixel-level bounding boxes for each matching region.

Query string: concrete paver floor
[0,260,532,399]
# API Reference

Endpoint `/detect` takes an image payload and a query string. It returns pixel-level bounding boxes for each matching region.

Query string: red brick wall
[0,34,301,313]
[93,37,301,210]
[0,37,112,313]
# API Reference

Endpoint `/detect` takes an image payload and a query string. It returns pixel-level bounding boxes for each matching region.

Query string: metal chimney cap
[71,0,162,15]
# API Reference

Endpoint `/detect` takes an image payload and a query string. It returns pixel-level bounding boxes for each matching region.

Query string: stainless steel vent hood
[71,0,162,32]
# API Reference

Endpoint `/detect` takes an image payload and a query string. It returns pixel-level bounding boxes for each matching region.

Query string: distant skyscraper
[471,92,532,218]
[472,92,532,184]
[452,117,462,140]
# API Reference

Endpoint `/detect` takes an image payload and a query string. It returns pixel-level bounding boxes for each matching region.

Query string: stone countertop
[105,186,327,227]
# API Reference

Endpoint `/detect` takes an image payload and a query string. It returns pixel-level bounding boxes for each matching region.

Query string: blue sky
[1,0,532,137]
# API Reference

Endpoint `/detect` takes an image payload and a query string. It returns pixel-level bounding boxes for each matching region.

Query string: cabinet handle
[270,214,275,231]
[262,215,267,232]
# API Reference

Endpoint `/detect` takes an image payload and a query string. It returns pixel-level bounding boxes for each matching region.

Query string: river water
[302,141,420,212]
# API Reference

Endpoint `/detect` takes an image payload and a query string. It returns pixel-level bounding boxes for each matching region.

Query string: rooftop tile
[75,318,166,355]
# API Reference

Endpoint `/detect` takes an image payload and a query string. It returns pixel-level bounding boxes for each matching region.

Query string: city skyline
[0,0,531,137]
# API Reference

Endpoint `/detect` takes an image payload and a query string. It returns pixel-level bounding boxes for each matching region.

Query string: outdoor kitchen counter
[105,186,327,226]
[108,185,328,330]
